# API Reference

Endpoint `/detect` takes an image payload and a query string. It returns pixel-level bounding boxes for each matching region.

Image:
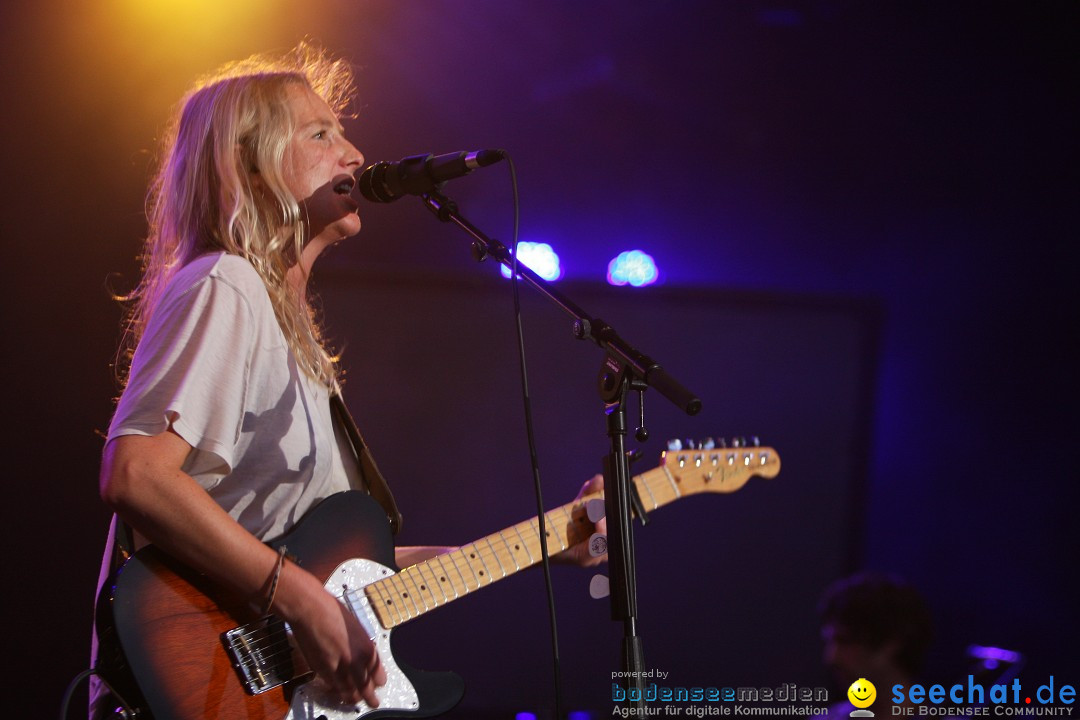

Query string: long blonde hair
[118,42,355,388]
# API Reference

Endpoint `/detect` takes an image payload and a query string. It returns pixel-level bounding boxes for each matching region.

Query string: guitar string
[365,468,691,628]
[247,459,734,649]
[333,473,683,630]
[228,623,293,673]
[230,507,579,659]
[382,460,757,625]
[236,462,726,654]
[362,502,589,627]
[240,456,771,661]
[228,582,396,671]
[228,475,671,648]
[225,467,726,671]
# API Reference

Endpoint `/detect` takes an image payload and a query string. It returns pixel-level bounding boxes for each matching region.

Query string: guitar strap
[111,510,135,565]
[107,393,402,568]
[330,392,403,535]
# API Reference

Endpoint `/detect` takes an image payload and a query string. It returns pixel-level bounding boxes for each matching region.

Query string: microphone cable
[503,152,566,720]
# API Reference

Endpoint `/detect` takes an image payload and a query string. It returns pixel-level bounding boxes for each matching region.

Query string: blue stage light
[500,241,562,281]
[515,713,538,720]
[607,250,659,287]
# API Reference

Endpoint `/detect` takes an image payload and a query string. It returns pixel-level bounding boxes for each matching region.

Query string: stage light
[515,713,538,720]
[117,0,275,41]
[607,250,659,287]
[967,644,1023,664]
[500,241,562,281]
[64,0,309,129]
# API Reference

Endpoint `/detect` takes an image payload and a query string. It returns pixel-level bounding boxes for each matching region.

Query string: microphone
[358,149,505,203]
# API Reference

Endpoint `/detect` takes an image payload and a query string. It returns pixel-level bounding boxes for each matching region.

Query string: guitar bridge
[222,616,306,695]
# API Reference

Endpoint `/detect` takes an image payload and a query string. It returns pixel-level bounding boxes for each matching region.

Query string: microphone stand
[420,190,701,711]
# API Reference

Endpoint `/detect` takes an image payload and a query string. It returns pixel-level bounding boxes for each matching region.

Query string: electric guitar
[103,442,781,720]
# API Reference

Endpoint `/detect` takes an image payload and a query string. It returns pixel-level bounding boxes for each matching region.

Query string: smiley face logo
[848,678,877,709]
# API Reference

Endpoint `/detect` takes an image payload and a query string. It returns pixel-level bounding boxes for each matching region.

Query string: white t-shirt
[91,253,362,717]
[107,251,357,540]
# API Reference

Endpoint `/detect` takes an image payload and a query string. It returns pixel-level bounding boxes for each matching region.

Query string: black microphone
[358,149,505,203]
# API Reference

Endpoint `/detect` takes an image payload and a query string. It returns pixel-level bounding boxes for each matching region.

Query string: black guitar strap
[111,512,134,565]
[330,392,403,535]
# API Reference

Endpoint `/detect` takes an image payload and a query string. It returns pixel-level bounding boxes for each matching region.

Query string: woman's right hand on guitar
[274,562,387,707]
[101,432,387,707]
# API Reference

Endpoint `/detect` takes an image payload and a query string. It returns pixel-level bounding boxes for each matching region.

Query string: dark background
[2,1,1076,717]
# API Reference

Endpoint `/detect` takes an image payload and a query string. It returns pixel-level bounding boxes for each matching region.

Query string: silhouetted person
[819,572,934,719]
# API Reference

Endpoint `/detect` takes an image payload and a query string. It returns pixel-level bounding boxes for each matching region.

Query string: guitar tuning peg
[701,437,716,450]
[589,574,610,599]
[751,435,760,447]
[738,436,748,447]
[717,437,728,448]
[585,498,606,523]
[685,438,696,450]
[666,439,683,451]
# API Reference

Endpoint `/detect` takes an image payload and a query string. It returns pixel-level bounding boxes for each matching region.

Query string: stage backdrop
[315,266,881,716]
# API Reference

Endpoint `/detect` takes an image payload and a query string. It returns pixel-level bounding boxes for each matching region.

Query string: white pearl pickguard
[285,558,418,720]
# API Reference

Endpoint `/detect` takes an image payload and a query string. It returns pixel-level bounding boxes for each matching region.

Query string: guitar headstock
[659,437,780,495]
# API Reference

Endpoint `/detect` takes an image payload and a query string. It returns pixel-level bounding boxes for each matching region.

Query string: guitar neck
[365,494,587,629]
[364,445,775,628]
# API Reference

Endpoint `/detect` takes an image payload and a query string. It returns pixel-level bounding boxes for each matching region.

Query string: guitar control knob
[666,439,683,451]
